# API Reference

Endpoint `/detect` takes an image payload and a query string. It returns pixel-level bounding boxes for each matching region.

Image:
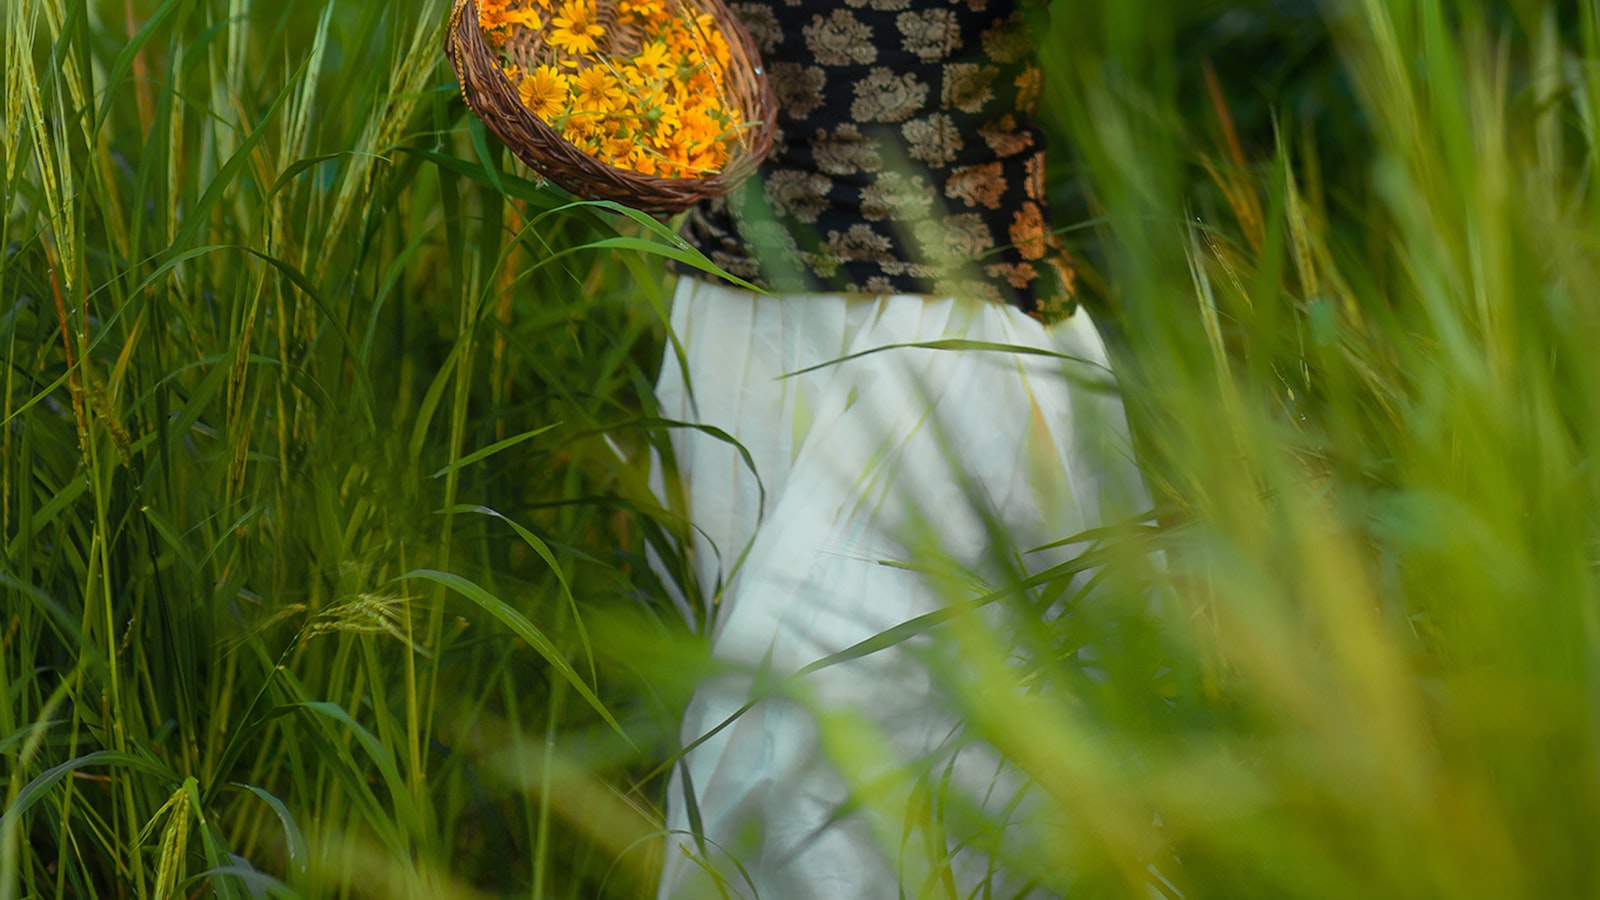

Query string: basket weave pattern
[448,0,776,214]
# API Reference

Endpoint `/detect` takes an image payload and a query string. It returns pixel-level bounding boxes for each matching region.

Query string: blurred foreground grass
[5,0,1600,897]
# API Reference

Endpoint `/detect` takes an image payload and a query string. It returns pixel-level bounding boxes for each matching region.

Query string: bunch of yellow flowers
[477,0,742,179]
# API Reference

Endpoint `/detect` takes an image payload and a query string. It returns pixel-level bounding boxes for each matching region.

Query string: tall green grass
[1019,1,1600,895]
[4,0,1600,897]
[2,0,693,895]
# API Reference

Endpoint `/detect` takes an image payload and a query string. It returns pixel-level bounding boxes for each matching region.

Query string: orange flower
[479,0,541,46]
[677,105,719,151]
[629,149,660,175]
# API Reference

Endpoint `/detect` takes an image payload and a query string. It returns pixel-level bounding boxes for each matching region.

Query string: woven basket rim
[448,0,776,214]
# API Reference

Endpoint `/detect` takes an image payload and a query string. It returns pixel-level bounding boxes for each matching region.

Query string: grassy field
[5,0,1600,897]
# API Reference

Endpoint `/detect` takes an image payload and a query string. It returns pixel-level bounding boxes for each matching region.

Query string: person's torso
[679,0,1078,322]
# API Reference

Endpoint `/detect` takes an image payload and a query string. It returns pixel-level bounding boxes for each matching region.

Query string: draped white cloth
[650,276,1145,899]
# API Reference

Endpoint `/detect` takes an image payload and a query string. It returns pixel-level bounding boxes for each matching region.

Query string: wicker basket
[447,0,776,215]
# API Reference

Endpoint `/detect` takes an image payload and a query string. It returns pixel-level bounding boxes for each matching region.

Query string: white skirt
[650,276,1145,899]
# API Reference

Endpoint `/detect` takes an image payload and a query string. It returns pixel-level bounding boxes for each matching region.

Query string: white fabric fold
[650,277,1144,899]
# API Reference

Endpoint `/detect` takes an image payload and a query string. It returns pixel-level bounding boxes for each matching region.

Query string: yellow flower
[707,32,730,67]
[504,6,542,29]
[616,0,665,24]
[602,132,636,162]
[482,0,749,179]
[615,63,645,89]
[518,65,570,119]
[650,94,682,135]
[682,10,715,34]
[549,0,606,55]
[570,66,619,112]
[632,41,672,80]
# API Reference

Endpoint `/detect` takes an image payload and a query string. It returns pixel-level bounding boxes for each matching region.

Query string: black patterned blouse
[679,0,1077,322]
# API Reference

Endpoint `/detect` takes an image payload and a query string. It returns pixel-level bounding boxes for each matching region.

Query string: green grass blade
[397,568,633,749]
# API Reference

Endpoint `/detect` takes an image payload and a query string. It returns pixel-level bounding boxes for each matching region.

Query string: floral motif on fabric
[769,62,827,118]
[731,2,784,53]
[803,10,876,65]
[897,9,962,61]
[678,0,1077,321]
[812,124,884,175]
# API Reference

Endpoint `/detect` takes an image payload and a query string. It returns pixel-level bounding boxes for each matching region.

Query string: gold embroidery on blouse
[852,68,930,123]
[804,10,877,65]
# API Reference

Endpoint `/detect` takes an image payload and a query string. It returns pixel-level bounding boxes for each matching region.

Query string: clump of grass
[990,0,1600,896]
[2,0,695,896]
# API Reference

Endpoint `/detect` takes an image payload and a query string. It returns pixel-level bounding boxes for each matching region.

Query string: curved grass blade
[288,701,422,840]
[232,784,310,879]
[0,751,175,835]
[428,422,563,479]
[398,568,634,749]
[441,503,598,689]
